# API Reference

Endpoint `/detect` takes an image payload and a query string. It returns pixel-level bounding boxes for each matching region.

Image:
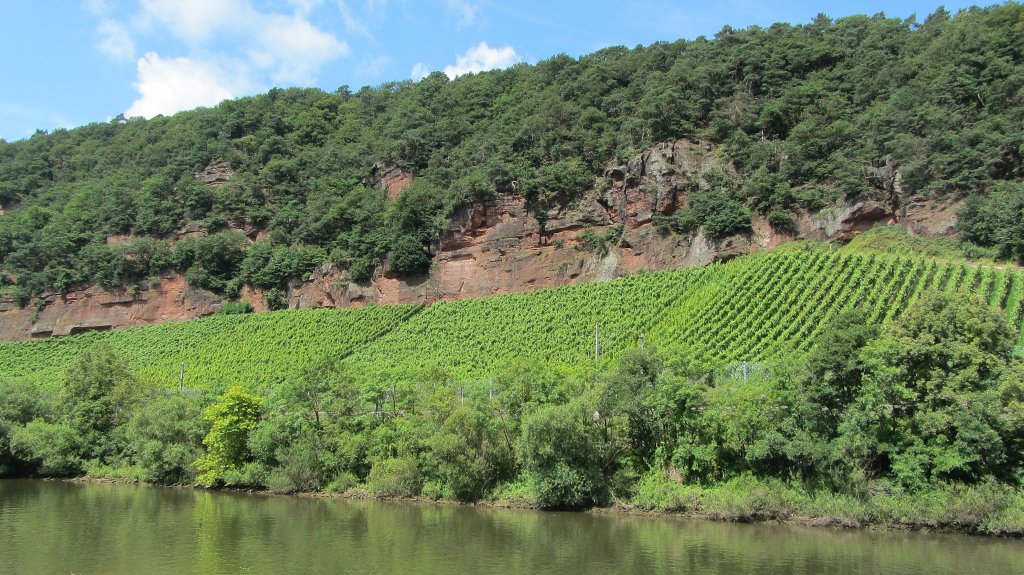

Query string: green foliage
[195,386,264,486]
[958,183,1024,264]
[239,240,326,291]
[367,456,421,497]
[424,405,502,500]
[172,232,248,293]
[676,190,752,240]
[577,224,622,256]
[4,5,1024,299]
[838,291,1021,489]
[58,343,140,462]
[216,300,253,315]
[520,400,606,508]
[844,225,998,262]
[9,420,83,476]
[388,234,431,276]
[801,310,880,434]
[0,379,45,476]
[123,391,207,483]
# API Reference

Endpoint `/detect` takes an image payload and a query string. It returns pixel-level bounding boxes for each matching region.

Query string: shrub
[677,190,752,240]
[217,301,253,315]
[520,401,606,508]
[367,456,421,497]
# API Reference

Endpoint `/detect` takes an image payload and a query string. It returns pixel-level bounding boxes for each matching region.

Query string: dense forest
[1,4,1023,307]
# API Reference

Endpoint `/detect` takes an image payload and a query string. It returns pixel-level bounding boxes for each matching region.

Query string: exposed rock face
[195,162,234,187]
[368,162,415,199]
[0,139,962,341]
[903,196,963,237]
[0,276,223,343]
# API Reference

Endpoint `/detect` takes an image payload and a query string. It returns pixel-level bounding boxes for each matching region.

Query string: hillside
[2,4,1023,341]
[2,248,1021,392]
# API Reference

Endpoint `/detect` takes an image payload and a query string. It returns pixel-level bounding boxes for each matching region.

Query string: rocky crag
[0,139,960,342]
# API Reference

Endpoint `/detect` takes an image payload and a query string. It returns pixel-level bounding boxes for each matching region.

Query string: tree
[520,400,606,508]
[124,391,207,484]
[195,386,264,486]
[60,344,140,461]
[838,291,1020,488]
[0,379,45,476]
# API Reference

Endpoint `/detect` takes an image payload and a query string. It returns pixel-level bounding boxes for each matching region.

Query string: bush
[0,379,45,476]
[520,401,606,508]
[389,235,431,276]
[9,420,83,476]
[194,386,263,487]
[217,301,253,315]
[123,391,206,484]
[677,190,752,240]
[171,232,247,293]
[367,456,421,497]
[958,183,1024,264]
[326,471,359,493]
[766,207,797,234]
[266,433,331,493]
[632,470,701,512]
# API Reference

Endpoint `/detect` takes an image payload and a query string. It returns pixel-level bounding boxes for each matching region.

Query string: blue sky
[0,0,983,141]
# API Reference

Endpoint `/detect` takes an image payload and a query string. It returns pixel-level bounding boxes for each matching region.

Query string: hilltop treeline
[1,4,1023,303]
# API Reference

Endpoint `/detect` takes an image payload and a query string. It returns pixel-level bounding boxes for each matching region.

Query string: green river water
[1,479,1022,574]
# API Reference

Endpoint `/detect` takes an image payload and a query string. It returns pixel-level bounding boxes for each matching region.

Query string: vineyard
[0,305,420,391]
[0,250,1022,391]
[340,250,1024,383]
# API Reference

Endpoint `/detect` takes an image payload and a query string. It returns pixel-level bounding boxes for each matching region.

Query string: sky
[0,0,984,142]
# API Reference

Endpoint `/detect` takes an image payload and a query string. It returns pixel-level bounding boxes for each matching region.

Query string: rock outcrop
[0,139,963,342]
[0,276,223,342]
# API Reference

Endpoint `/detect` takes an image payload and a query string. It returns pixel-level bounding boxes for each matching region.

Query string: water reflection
[0,480,1021,575]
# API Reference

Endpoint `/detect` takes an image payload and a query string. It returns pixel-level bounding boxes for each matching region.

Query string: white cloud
[410,62,430,80]
[288,0,323,16]
[337,0,372,38]
[444,0,479,26]
[96,19,135,61]
[138,0,250,43]
[443,42,519,79]
[249,14,350,84]
[126,52,245,119]
[357,54,392,77]
[134,0,348,85]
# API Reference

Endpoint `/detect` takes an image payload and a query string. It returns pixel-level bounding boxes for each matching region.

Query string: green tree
[124,391,207,484]
[520,400,606,508]
[0,379,45,476]
[838,291,1020,489]
[195,386,264,486]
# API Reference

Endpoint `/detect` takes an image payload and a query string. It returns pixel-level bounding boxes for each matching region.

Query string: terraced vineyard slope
[0,305,421,390]
[1,251,1021,391]
[341,251,1024,382]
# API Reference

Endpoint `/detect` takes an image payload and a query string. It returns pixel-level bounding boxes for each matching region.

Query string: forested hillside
[1,4,1023,310]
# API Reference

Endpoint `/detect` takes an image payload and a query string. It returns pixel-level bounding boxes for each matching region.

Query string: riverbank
[64,471,1024,538]
[10,477,1024,575]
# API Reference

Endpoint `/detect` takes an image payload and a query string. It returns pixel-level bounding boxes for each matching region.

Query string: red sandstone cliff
[0,139,960,342]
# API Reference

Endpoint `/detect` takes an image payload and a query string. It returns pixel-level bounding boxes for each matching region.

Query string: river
[0,479,1021,574]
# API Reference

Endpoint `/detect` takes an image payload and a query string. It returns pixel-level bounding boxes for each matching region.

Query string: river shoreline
[55,475,1024,538]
